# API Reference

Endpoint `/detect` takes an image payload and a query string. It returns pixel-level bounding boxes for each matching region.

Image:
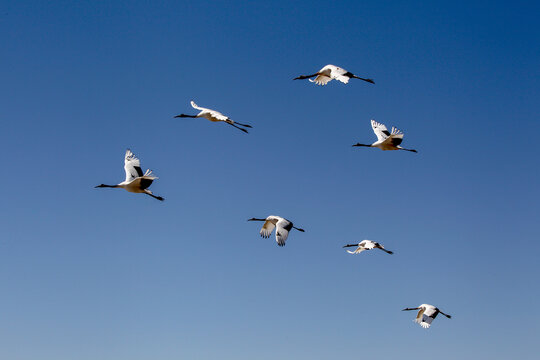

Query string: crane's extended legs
[144,190,164,201]
[439,311,452,319]
[376,246,394,254]
[226,122,249,133]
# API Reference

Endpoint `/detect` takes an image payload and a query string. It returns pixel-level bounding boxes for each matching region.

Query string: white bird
[353,119,418,152]
[95,149,164,201]
[174,100,252,133]
[402,304,452,329]
[293,64,374,86]
[343,240,393,255]
[248,216,305,247]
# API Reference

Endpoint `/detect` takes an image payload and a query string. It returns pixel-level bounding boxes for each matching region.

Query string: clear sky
[1,1,539,359]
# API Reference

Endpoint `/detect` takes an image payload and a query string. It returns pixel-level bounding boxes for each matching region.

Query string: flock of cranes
[95,64,450,329]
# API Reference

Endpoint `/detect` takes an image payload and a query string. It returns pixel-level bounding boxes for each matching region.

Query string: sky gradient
[1,1,539,359]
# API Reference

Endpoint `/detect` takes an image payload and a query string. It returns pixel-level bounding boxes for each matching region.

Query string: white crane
[353,120,418,152]
[174,101,252,133]
[402,304,452,328]
[293,64,374,85]
[95,149,164,201]
[248,216,305,247]
[343,240,393,255]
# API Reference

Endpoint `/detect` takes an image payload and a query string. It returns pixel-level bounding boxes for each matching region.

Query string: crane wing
[309,75,332,86]
[190,101,211,112]
[208,110,229,122]
[260,220,276,239]
[275,225,290,247]
[415,308,425,323]
[347,246,367,254]
[370,120,391,142]
[389,126,404,146]
[330,66,351,84]
[124,149,144,182]
[419,314,434,328]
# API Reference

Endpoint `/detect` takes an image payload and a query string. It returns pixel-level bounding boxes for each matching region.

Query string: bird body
[353,120,417,152]
[174,101,252,133]
[402,304,452,328]
[294,64,374,85]
[343,240,393,254]
[248,215,305,246]
[95,149,164,201]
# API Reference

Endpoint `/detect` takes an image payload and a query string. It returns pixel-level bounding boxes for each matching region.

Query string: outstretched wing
[190,100,211,112]
[330,66,351,84]
[275,226,290,247]
[309,75,332,86]
[371,120,391,142]
[419,313,434,328]
[260,220,276,239]
[124,149,144,182]
[415,308,425,321]
[274,218,293,246]
[208,110,229,122]
[347,246,366,254]
[390,126,404,146]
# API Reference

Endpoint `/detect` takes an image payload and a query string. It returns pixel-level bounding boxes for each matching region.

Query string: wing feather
[124,149,143,182]
[260,220,276,239]
[371,120,391,142]
[275,219,291,246]
[190,100,210,112]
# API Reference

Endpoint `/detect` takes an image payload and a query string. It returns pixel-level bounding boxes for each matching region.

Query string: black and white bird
[248,215,305,247]
[174,100,252,133]
[343,240,393,255]
[293,64,374,85]
[353,120,418,152]
[95,149,164,201]
[402,304,452,329]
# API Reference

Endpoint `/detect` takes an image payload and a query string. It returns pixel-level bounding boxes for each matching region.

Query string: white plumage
[248,215,305,247]
[353,119,417,152]
[174,100,252,133]
[293,64,374,86]
[95,149,164,201]
[402,304,452,329]
[342,240,393,255]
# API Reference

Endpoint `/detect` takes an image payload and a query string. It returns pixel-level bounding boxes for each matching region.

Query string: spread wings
[371,120,391,142]
[275,219,292,246]
[191,100,228,121]
[124,149,144,182]
[260,220,276,239]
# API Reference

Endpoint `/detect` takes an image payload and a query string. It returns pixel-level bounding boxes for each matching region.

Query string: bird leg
[231,120,252,128]
[377,247,394,254]
[349,74,375,84]
[144,190,164,201]
[439,311,452,318]
[226,122,249,133]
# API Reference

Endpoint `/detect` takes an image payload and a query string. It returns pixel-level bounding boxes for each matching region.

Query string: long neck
[294,73,318,80]
[96,184,119,188]
[248,218,266,222]
[174,114,197,118]
[353,143,372,147]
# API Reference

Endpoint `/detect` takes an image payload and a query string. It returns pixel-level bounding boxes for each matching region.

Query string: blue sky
[1,1,539,359]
